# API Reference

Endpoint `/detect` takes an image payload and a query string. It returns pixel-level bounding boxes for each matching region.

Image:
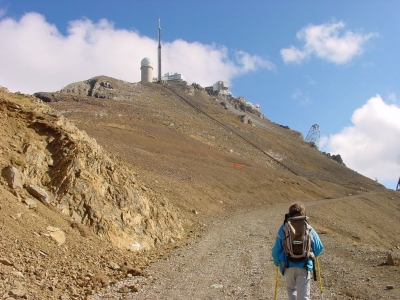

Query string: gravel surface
[91,197,400,300]
[92,205,284,300]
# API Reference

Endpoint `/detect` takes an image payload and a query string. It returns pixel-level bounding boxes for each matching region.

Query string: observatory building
[205,81,231,99]
[140,57,153,83]
[213,81,230,96]
[162,72,186,82]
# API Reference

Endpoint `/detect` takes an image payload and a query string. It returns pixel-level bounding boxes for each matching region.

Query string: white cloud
[319,135,328,149]
[291,89,311,105]
[234,51,275,72]
[281,21,377,64]
[388,92,397,103]
[0,12,273,94]
[281,46,308,64]
[324,95,400,184]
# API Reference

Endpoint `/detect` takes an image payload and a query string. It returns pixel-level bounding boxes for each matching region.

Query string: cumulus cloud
[281,21,377,64]
[388,92,398,103]
[0,12,273,94]
[323,95,400,185]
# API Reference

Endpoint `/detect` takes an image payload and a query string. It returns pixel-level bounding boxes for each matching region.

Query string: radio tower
[158,19,162,83]
[305,124,320,149]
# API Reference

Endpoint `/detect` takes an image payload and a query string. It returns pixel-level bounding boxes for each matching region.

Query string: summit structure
[158,19,162,82]
[140,57,153,83]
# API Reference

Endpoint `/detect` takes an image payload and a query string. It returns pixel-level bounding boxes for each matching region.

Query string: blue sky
[1,1,399,189]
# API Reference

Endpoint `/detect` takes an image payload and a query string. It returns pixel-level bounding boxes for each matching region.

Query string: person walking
[271,203,324,300]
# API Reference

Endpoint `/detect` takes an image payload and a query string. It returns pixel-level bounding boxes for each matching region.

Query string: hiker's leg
[296,268,311,300]
[285,267,297,300]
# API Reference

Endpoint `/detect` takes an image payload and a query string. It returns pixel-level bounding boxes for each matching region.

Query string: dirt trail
[93,193,400,300]
[93,202,323,300]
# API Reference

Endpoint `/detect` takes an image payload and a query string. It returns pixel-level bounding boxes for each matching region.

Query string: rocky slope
[35,76,385,217]
[0,88,187,299]
[0,76,396,299]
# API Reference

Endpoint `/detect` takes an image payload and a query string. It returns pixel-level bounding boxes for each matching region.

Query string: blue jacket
[271,223,324,275]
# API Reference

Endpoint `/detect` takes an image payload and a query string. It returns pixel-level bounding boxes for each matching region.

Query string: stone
[120,261,133,275]
[47,227,66,245]
[131,242,141,251]
[12,271,24,278]
[127,285,138,292]
[25,184,50,204]
[0,258,13,266]
[8,288,27,299]
[118,286,129,293]
[240,115,253,125]
[126,268,144,277]
[108,261,120,270]
[92,272,109,288]
[23,198,37,209]
[2,166,23,189]
[386,252,395,266]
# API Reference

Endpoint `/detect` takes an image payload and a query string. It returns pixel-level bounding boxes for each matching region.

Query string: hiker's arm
[271,228,284,266]
[311,229,324,257]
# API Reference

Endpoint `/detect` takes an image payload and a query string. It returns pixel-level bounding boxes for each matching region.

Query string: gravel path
[93,203,329,300]
[92,194,400,300]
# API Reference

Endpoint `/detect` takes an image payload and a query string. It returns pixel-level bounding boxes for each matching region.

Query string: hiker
[396,177,400,190]
[271,203,324,300]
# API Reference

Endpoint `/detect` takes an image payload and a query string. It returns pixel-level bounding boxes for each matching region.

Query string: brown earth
[1,77,399,299]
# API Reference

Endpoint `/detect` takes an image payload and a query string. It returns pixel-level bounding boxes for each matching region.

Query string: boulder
[25,184,51,204]
[2,165,23,189]
[240,115,253,125]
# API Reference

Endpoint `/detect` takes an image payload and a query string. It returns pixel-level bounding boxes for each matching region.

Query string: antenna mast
[158,19,162,83]
[305,124,320,149]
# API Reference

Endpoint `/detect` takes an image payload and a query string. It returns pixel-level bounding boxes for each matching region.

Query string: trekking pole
[312,258,317,281]
[273,266,279,300]
[316,257,324,300]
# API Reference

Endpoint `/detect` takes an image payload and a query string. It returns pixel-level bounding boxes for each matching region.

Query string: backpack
[282,214,312,262]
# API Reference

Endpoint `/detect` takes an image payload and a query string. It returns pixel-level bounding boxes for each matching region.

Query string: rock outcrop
[0,90,185,251]
[35,76,140,102]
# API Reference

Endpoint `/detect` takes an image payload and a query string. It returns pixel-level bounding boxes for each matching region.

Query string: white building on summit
[140,57,153,83]
[161,72,186,82]
[213,81,230,96]
[205,81,232,99]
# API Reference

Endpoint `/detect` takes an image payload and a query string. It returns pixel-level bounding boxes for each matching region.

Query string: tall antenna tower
[158,19,162,83]
[305,124,320,149]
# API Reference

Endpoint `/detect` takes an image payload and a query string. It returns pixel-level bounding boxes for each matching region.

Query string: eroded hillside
[35,76,385,219]
[0,87,189,298]
[0,77,394,299]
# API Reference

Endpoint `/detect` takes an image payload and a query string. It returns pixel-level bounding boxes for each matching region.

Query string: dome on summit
[141,57,153,67]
